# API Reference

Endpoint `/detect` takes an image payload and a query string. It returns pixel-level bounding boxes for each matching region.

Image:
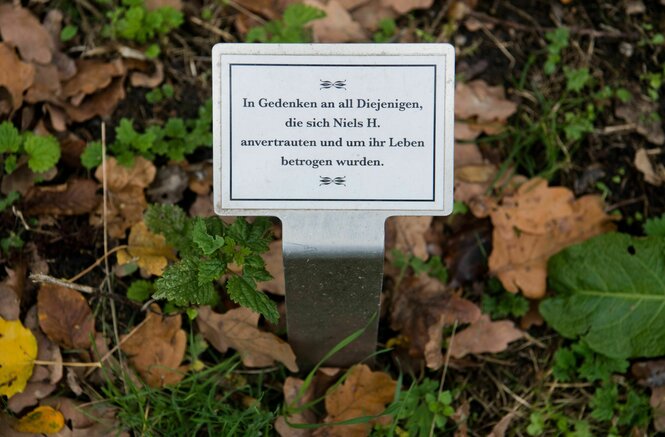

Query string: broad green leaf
[644,213,665,237]
[154,258,216,306]
[192,219,224,256]
[80,141,103,169]
[541,233,665,359]
[23,134,61,173]
[0,121,21,154]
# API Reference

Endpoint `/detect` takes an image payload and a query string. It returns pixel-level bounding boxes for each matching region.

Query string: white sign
[212,44,455,215]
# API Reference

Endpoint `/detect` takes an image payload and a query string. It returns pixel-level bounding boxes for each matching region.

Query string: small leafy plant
[391,249,448,284]
[0,121,61,175]
[481,278,529,320]
[544,27,570,75]
[143,204,278,323]
[81,100,212,168]
[104,0,183,57]
[246,4,325,43]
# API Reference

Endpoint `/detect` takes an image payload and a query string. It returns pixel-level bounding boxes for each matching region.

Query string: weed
[644,213,665,237]
[145,83,175,104]
[81,100,212,168]
[391,249,448,284]
[544,27,570,75]
[246,4,325,43]
[481,278,529,319]
[552,341,628,383]
[101,356,276,435]
[126,279,154,302]
[590,382,651,429]
[1,231,24,255]
[60,25,78,42]
[373,19,397,43]
[0,121,61,174]
[143,204,278,323]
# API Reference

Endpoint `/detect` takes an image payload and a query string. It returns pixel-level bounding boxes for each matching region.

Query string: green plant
[544,27,570,75]
[60,25,78,42]
[391,249,448,284]
[644,213,665,237]
[81,100,212,168]
[373,19,397,43]
[481,278,529,319]
[0,191,19,213]
[541,233,665,359]
[526,409,591,437]
[101,356,276,435]
[590,382,651,427]
[126,279,154,302]
[246,4,325,43]
[143,204,278,323]
[1,231,24,255]
[552,341,628,383]
[145,83,174,104]
[104,0,183,57]
[0,121,61,174]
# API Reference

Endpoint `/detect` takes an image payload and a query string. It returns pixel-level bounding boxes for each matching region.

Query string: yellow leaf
[117,221,175,276]
[12,405,65,434]
[0,317,37,398]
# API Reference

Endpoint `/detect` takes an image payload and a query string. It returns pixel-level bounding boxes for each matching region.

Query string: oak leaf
[448,315,524,358]
[275,376,317,437]
[488,178,614,298]
[455,80,517,123]
[120,304,187,387]
[390,275,481,367]
[37,284,96,349]
[196,306,298,372]
[0,43,35,114]
[23,178,99,216]
[0,317,37,398]
[0,5,54,64]
[315,364,396,437]
[117,221,175,276]
[12,405,64,434]
[90,157,156,239]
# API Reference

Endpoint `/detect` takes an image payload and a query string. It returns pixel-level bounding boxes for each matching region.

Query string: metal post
[281,211,387,369]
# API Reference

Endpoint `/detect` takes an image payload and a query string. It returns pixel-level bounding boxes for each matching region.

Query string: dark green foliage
[105,0,183,45]
[590,383,651,426]
[391,249,449,284]
[246,4,325,43]
[552,342,629,383]
[127,280,154,302]
[80,100,212,168]
[481,279,530,319]
[0,191,19,213]
[644,213,665,237]
[541,233,665,359]
[144,204,278,323]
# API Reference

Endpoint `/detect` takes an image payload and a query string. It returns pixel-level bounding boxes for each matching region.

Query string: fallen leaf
[275,377,317,437]
[258,240,285,296]
[385,216,432,260]
[0,5,54,64]
[0,317,37,398]
[187,162,213,195]
[145,0,183,10]
[25,64,61,104]
[61,59,125,99]
[488,178,614,298]
[189,194,215,217]
[90,157,156,239]
[12,405,64,434]
[634,148,665,186]
[197,306,298,372]
[0,268,22,320]
[487,412,516,437]
[42,396,128,436]
[382,0,433,14]
[120,304,187,387]
[8,383,56,414]
[22,178,99,216]
[129,60,164,88]
[1,162,58,196]
[615,94,665,145]
[315,364,396,437]
[350,0,396,32]
[448,315,523,358]
[117,221,175,276]
[0,42,35,113]
[62,76,126,123]
[37,284,95,349]
[390,275,481,367]
[306,0,366,42]
[652,386,665,432]
[455,80,517,123]
[632,359,665,388]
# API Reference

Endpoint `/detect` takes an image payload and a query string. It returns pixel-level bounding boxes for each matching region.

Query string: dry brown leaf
[258,240,285,296]
[25,64,61,104]
[116,221,175,276]
[615,94,665,145]
[488,178,614,298]
[0,43,35,114]
[634,148,665,186]
[350,0,397,32]
[306,0,366,42]
[487,412,516,437]
[130,60,164,88]
[90,157,156,238]
[37,285,95,350]
[0,267,23,321]
[145,0,183,10]
[0,5,54,64]
[62,76,126,123]
[196,306,298,372]
[41,396,128,436]
[385,216,432,260]
[120,304,187,387]
[382,0,433,14]
[652,386,665,432]
[189,194,215,217]
[23,178,99,216]
[390,275,481,366]
[275,377,316,437]
[455,80,517,125]
[315,364,396,437]
[448,315,523,358]
[61,59,125,99]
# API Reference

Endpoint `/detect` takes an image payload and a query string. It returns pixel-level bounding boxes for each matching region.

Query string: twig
[430,320,458,437]
[29,273,96,294]
[67,245,128,283]
[189,16,236,42]
[34,360,102,368]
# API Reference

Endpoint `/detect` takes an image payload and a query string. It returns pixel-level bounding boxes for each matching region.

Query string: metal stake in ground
[212,43,455,370]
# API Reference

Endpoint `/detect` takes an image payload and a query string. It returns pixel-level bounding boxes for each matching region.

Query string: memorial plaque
[212,44,455,369]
